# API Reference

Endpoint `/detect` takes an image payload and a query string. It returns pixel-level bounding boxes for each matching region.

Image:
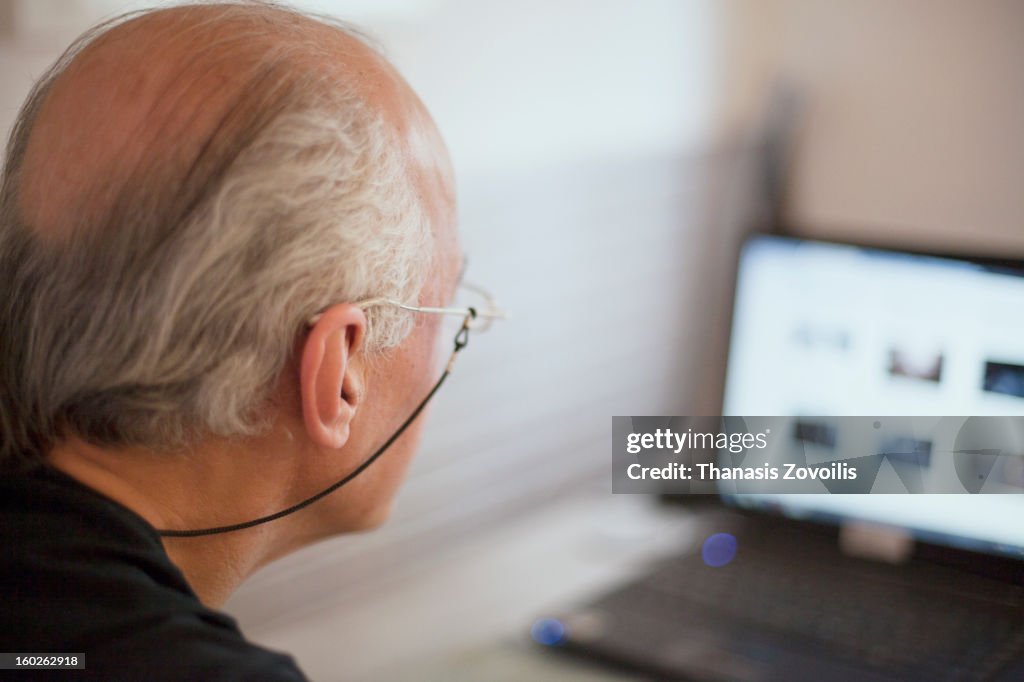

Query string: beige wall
[717,0,1024,255]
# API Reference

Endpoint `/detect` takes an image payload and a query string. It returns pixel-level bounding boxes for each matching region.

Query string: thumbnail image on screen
[983,360,1024,398]
[888,347,943,383]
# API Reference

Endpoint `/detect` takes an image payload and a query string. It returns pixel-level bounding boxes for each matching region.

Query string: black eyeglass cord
[157,315,474,538]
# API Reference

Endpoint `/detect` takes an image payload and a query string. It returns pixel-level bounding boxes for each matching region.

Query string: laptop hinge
[839,521,914,564]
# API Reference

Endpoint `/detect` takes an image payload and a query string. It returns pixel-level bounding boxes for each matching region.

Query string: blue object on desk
[702,532,738,567]
[531,618,567,646]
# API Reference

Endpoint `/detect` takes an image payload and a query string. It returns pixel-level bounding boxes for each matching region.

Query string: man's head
[0,3,459,546]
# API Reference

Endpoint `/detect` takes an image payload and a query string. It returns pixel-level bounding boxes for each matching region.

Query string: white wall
[376,0,718,179]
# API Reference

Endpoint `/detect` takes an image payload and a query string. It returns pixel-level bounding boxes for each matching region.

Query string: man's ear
[300,304,367,449]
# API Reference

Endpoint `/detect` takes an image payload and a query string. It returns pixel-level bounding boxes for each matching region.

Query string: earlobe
[299,304,367,449]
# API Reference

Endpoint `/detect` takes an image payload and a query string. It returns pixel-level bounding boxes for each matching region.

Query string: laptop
[545,235,1024,681]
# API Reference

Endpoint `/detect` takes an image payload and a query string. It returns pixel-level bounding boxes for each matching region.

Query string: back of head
[0,2,431,469]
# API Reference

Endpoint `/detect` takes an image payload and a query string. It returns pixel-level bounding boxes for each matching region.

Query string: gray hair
[0,4,432,468]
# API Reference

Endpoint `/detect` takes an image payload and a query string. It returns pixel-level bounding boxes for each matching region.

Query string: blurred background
[2,1,1023,679]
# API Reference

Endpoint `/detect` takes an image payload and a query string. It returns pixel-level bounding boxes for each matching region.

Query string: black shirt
[0,464,308,681]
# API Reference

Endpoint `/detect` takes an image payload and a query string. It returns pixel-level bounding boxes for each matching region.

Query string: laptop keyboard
[559,543,1024,681]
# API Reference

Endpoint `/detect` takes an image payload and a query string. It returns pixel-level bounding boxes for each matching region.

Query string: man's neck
[163,535,257,607]
[47,437,288,608]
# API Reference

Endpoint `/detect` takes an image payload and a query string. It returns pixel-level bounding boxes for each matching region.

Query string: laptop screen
[722,235,1024,558]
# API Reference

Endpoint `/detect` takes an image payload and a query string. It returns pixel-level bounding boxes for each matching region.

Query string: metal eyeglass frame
[309,280,506,331]
[157,281,506,538]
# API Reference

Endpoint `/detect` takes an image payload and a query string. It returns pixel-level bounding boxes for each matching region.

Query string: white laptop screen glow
[722,236,1024,557]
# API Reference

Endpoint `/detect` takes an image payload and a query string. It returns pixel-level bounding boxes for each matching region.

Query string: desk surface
[244,491,699,682]
[411,638,644,682]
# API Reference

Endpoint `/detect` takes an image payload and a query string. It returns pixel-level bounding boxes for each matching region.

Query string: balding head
[0,2,457,468]
[15,3,452,238]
